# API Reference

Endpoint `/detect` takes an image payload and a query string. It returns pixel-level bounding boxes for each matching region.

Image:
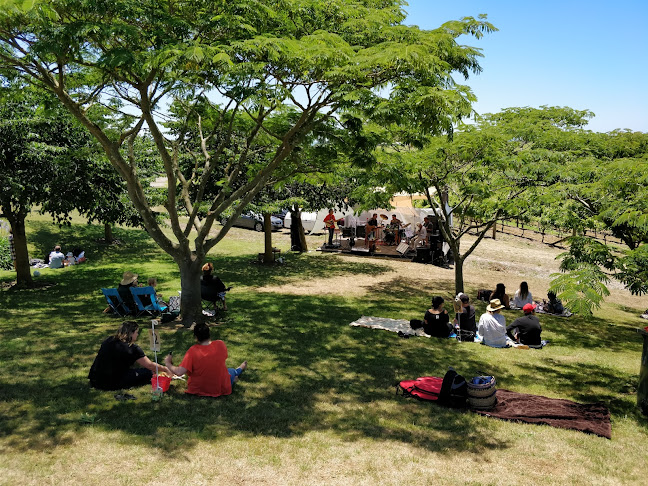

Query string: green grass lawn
[0,219,646,485]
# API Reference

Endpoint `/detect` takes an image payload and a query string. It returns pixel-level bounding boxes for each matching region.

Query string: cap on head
[523,303,537,313]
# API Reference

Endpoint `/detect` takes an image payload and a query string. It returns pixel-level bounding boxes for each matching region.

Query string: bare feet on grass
[239,361,247,371]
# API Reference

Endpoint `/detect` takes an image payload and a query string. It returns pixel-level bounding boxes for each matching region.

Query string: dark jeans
[117,368,153,389]
[91,368,153,391]
[327,227,334,245]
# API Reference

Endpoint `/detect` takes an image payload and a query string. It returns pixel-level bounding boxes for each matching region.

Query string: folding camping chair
[201,283,229,315]
[130,286,168,317]
[101,288,131,317]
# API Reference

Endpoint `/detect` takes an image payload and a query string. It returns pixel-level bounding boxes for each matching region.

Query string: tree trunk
[9,217,33,286]
[263,213,273,263]
[289,206,307,252]
[177,258,205,327]
[454,256,465,295]
[492,222,497,239]
[104,223,113,243]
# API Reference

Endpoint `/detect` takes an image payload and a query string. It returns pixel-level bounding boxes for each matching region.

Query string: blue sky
[404,0,648,133]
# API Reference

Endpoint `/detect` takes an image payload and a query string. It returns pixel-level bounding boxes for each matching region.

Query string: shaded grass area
[1,220,647,483]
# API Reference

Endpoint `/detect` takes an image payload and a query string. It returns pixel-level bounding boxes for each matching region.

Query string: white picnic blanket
[349,315,430,337]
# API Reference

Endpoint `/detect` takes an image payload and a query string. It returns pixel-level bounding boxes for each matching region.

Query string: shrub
[0,236,12,270]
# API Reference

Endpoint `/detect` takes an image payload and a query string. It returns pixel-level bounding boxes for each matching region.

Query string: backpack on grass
[438,368,468,408]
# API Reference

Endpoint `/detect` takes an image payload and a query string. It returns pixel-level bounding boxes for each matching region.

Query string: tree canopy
[360,106,591,294]
[0,0,495,322]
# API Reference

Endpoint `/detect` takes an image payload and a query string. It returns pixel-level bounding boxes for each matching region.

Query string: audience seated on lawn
[48,245,65,269]
[65,252,76,266]
[117,271,139,314]
[422,296,453,337]
[201,262,231,311]
[88,321,171,391]
[478,299,511,348]
[453,293,477,339]
[489,283,510,309]
[511,281,533,308]
[544,291,565,315]
[139,277,165,307]
[165,323,247,397]
[507,303,542,346]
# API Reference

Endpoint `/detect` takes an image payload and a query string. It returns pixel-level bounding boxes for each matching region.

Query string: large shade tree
[0,83,97,286]
[0,0,494,323]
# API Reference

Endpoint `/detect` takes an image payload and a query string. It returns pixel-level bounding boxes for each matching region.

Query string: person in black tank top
[423,296,453,337]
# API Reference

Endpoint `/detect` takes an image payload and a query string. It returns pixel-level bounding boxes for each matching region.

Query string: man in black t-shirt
[507,303,542,346]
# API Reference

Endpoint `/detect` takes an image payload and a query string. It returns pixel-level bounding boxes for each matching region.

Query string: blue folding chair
[101,288,131,317]
[130,286,168,317]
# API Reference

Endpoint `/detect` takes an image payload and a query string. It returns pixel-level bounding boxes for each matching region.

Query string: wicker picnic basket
[467,375,497,410]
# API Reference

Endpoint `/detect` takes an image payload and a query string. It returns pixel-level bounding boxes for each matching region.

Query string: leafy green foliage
[0,235,11,270]
[0,0,496,320]
[550,265,611,314]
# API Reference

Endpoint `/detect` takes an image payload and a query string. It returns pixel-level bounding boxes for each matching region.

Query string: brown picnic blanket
[473,389,611,439]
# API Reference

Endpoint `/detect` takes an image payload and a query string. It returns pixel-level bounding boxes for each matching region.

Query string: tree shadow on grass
[537,313,641,353]
[510,358,643,418]
[0,289,517,456]
[1,238,643,457]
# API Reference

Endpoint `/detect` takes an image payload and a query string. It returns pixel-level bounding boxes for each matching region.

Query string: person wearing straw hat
[478,299,511,348]
[88,321,172,393]
[117,271,139,314]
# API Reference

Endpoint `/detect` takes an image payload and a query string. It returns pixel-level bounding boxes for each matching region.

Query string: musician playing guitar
[324,209,341,246]
[364,213,379,248]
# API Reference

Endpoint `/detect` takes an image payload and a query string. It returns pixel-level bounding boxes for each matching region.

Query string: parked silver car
[224,212,283,232]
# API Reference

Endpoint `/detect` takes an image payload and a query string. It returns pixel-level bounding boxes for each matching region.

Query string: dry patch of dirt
[257,230,647,311]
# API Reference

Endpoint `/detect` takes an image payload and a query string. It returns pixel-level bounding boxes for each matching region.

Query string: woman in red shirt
[164,323,247,397]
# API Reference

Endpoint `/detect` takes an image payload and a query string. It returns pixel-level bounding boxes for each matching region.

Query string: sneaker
[114,393,136,401]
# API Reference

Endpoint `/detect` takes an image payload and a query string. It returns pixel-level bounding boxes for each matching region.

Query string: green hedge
[0,236,12,270]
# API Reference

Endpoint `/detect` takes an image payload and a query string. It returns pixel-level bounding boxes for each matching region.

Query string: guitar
[324,216,342,229]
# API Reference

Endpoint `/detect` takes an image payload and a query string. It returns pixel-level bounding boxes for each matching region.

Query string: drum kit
[372,215,411,246]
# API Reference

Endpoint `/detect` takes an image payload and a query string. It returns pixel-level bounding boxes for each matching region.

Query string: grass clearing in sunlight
[0,218,646,485]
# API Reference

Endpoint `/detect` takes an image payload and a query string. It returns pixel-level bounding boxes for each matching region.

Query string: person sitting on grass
[478,299,511,348]
[544,291,565,315]
[511,281,533,308]
[453,293,477,339]
[507,303,542,346]
[423,296,453,338]
[164,323,247,398]
[48,245,65,269]
[117,271,139,314]
[489,283,510,309]
[88,321,171,392]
